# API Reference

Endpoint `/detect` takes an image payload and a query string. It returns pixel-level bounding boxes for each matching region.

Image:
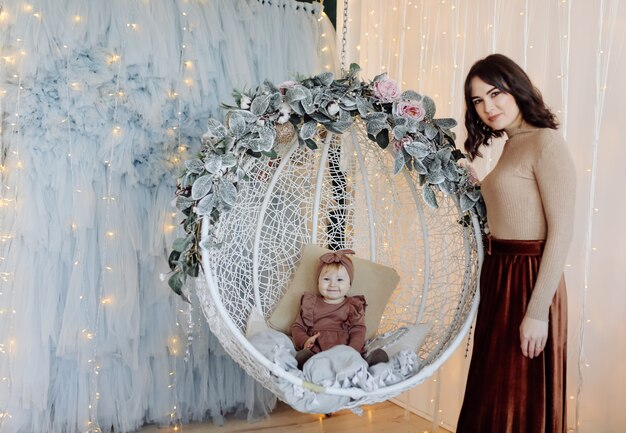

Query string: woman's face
[470,77,523,131]
[318,265,351,304]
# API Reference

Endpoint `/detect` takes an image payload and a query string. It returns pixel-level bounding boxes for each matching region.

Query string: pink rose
[371,78,400,102]
[278,80,298,94]
[394,100,425,120]
[392,136,412,154]
[457,159,481,186]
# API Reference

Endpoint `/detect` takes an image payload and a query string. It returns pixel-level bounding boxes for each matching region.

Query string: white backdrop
[338,1,626,432]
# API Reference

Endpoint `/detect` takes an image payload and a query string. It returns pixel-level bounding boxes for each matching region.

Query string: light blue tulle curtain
[0,1,334,432]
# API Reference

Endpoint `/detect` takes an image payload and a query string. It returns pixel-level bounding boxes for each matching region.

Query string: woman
[456,54,576,433]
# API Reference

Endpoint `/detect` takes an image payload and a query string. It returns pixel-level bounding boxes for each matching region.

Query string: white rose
[240,95,251,109]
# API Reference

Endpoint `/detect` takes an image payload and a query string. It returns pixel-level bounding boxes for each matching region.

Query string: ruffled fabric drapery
[0,1,336,432]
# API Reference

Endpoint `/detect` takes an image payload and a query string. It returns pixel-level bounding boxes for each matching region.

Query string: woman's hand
[304,332,320,350]
[519,317,548,359]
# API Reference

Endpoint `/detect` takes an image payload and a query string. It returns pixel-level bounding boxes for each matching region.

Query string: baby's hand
[304,332,320,350]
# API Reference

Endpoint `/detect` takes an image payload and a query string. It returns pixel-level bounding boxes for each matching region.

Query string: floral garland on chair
[167,64,485,298]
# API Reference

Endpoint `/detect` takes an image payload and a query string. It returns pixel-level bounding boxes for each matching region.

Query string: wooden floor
[138,401,451,433]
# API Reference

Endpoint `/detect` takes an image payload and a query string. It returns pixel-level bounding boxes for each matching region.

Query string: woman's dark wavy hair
[463,53,558,160]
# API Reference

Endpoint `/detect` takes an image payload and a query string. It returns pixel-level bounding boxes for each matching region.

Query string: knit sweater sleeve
[525,132,576,321]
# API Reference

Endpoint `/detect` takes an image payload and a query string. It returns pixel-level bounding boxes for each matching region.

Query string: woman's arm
[526,131,576,321]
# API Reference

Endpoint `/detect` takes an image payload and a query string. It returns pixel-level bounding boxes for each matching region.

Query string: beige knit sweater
[480,123,576,321]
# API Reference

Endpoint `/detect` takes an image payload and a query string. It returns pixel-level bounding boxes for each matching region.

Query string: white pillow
[364,324,431,357]
[245,306,270,338]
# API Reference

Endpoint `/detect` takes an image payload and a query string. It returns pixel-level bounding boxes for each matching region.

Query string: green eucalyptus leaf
[168,271,183,292]
[404,141,430,159]
[204,154,222,174]
[426,170,445,184]
[195,193,216,216]
[172,237,188,252]
[326,120,353,134]
[305,138,318,150]
[434,118,457,129]
[366,111,388,122]
[230,109,258,123]
[373,72,388,82]
[339,94,357,108]
[460,193,476,212]
[206,118,227,139]
[393,151,405,175]
[392,125,409,140]
[317,72,335,86]
[439,179,456,195]
[175,195,194,211]
[289,101,304,116]
[375,129,390,149]
[400,90,423,101]
[168,250,181,271]
[422,185,439,208]
[366,119,388,137]
[236,167,247,180]
[286,86,307,103]
[250,95,270,116]
[221,154,237,168]
[424,123,438,140]
[218,179,238,206]
[309,111,331,123]
[184,158,205,174]
[476,200,486,218]
[191,175,213,200]
[229,112,246,136]
[443,163,460,181]
[258,125,276,141]
[356,97,369,117]
[413,158,428,174]
[262,149,279,158]
[422,96,436,119]
[466,188,482,201]
[268,92,282,111]
[300,121,318,140]
[301,97,316,115]
[245,137,273,153]
[187,262,200,278]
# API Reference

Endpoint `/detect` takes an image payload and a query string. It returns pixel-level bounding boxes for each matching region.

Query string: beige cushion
[267,244,400,340]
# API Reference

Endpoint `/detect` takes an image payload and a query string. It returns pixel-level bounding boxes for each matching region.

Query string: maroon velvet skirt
[456,238,567,433]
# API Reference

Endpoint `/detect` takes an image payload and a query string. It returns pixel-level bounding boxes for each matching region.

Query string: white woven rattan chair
[194,121,483,410]
[169,67,485,411]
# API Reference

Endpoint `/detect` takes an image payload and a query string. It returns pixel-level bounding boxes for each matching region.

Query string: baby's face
[318,265,351,304]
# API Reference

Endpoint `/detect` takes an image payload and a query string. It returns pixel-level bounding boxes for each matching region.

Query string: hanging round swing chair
[169,64,485,413]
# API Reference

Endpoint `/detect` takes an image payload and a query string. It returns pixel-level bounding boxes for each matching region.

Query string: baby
[291,249,388,369]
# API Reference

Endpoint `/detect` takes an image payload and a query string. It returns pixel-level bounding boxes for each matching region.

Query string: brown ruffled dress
[291,293,367,354]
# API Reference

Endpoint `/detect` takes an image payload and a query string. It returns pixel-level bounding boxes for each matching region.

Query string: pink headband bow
[316,249,355,283]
